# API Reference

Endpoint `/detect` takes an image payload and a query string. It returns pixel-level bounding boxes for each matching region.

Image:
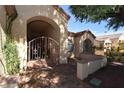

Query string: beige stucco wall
[0,6,6,75]
[74,32,95,57]
[77,57,107,80]
[11,5,68,71]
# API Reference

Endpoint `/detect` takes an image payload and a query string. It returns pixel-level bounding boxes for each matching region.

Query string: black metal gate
[27,36,59,66]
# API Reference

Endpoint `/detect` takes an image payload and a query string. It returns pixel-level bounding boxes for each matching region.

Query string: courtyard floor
[18,64,91,88]
[0,62,124,88]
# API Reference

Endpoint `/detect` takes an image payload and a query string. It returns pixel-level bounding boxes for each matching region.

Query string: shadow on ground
[1,62,124,88]
[84,62,124,88]
[0,75,18,88]
[18,64,91,88]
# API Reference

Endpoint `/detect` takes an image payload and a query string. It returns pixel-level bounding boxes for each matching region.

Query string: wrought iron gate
[27,36,59,66]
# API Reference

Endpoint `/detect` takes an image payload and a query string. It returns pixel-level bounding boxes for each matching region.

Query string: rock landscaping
[18,64,91,88]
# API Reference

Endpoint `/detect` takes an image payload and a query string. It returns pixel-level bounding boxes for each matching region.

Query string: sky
[60,5,124,36]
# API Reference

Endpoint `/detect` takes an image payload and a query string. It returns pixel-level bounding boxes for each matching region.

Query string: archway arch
[27,16,60,42]
[27,16,60,67]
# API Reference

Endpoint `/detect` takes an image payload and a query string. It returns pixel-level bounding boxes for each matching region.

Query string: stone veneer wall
[0,6,7,75]
[11,5,69,71]
[74,32,95,57]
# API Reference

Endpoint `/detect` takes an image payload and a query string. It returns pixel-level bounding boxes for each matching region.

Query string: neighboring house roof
[119,34,124,40]
[68,31,75,37]
[96,33,123,41]
[68,29,96,38]
[104,38,112,44]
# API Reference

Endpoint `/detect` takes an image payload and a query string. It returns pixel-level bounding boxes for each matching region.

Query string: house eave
[52,5,70,21]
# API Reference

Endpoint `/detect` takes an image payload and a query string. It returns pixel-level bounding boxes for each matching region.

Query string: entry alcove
[27,16,60,67]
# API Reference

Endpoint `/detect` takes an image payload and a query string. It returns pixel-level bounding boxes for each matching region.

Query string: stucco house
[0,5,71,74]
[68,30,96,58]
[0,5,97,75]
[95,33,124,49]
[0,5,109,83]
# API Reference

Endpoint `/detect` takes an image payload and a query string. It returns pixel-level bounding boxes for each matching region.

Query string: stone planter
[77,57,107,80]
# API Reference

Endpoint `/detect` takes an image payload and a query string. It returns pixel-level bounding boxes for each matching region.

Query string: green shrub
[119,43,124,50]
[105,50,111,56]
[114,56,121,62]
[105,47,124,62]
[111,46,119,52]
[3,11,20,75]
[119,52,124,56]
[111,51,119,56]
[107,56,113,62]
[120,57,124,62]
[4,41,20,75]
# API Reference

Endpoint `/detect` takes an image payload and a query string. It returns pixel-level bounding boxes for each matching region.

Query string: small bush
[105,44,124,62]
[114,56,121,62]
[107,56,113,62]
[4,41,20,75]
[120,57,124,62]
[119,43,124,50]
[111,46,119,52]
[119,52,124,56]
[111,51,119,56]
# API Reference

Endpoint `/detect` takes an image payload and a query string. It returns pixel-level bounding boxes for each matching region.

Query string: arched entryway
[83,39,93,54]
[27,16,60,67]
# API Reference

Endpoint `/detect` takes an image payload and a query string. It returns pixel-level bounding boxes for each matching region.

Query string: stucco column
[0,24,7,75]
[59,24,68,64]
[13,20,27,72]
[19,40,27,72]
[20,22,27,72]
